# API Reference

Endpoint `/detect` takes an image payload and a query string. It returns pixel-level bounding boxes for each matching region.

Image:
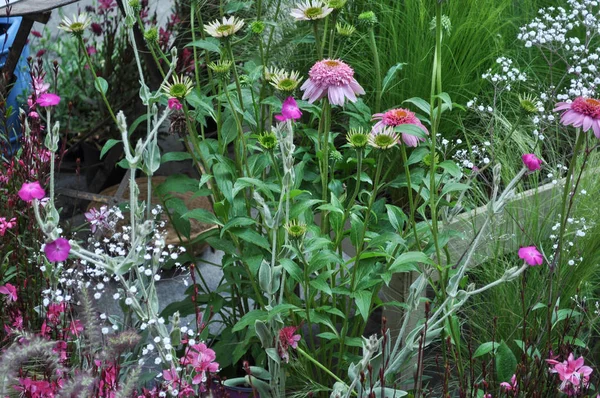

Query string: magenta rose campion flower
[301,59,365,106]
[518,246,543,266]
[44,238,71,263]
[37,93,61,107]
[371,108,429,147]
[554,97,600,137]
[18,182,46,202]
[0,283,18,302]
[275,97,302,122]
[522,153,542,171]
[168,98,183,110]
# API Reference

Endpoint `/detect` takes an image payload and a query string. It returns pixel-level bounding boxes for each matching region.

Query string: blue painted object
[1,16,30,154]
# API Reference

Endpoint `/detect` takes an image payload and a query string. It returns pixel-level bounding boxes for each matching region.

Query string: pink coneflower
[300,59,365,106]
[278,326,301,363]
[522,153,542,171]
[0,283,18,302]
[18,182,46,202]
[37,93,61,107]
[275,97,303,122]
[554,97,600,138]
[44,238,71,263]
[518,246,543,266]
[371,108,429,147]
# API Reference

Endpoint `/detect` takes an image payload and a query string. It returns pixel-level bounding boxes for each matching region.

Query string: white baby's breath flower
[204,16,245,38]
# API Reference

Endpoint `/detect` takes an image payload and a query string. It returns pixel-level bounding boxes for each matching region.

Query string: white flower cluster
[466,97,494,113]
[446,138,491,171]
[481,57,527,92]
[517,0,600,98]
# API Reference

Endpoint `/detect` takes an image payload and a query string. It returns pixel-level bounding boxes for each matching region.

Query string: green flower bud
[328,0,347,10]
[144,27,158,43]
[285,220,307,240]
[358,11,377,27]
[250,20,266,35]
[258,131,278,150]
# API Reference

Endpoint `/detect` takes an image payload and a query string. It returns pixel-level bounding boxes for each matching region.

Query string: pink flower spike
[44,238,71,263]
[275,97,302,122]
[18,182,46,202]
[554,97,600,138]
[37,93,61,107]
[0,283,18,302]
[522,153,542,171]
[518,246,543,266]
[300,59,365,106]
[168,98,183,110]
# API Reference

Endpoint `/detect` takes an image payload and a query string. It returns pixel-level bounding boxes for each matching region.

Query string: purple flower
[18,182,46,202]
[84,206,110,233]
[554,97,600,137]
[0,283,18,302]
[522,153,542,171]
[168,98,183,110]
[37,93,61,107]
[275,97,302,122]
[44,238,71,263]
[518,246,543,266]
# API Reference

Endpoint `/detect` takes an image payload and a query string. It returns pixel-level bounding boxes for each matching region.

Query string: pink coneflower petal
[370,108,429,147]
[555,97,600,137]
[593,121,600,138]
[300,59,364,106]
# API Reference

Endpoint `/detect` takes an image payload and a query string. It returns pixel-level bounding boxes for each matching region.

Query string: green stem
[400,144,421,250]
[312,22,323,59]
[320,100,332,233]
[350,151,384,291]
[367,28,382,113]
[78,36,118,126]
[296,347,348,386]
[226,41,245,112]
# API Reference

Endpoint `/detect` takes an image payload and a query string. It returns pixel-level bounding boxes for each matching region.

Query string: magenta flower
[300,59,365,106]
[168,97,183,110]
[278,326,301,363]
[0,283,18,302]
[86,45,97,56]
[371,108,429,147]
[37,93,61,107]
[91,22,103,36]
[85,206,110,233]
[548,353,593,395]
[500,374,518,392]
[18,182,46,202]
[554,97,600,137]
[522,153,542,171]
[0,217,16,236]
[518,246,543,266]
[275,97,303,122]
[44,238,71,263]
[180,343,219,385]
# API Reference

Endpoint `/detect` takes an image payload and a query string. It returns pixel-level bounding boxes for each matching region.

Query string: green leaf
[353,290,372,322]
[233,177,278,201]
[94,77,108,95]
[100,139,121,159]
[473,341,496,358]
[234,228,271,250]
[183,208,222,226]
[438,160,462,178]
[128,114,149,136]
[161,152,192,163]
[381,63,406,95]
[386,205,407,232]
[233,310,268,332]
[310,277,332,296]
[388,252,434,273]
[495,341,517,383]
[185,38,221,54]
[280,258,303,283]
[435,92,453,111]
[221,217,256,236]
[441,182,470,196]
[403,97,430,115]
[407,147,429,165]
[394,123,428,139]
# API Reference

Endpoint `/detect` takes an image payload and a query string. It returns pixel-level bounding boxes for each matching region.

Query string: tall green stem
[367,28,382,113]
[313,22,323,59]
[400,145,421,250]
[320,100,332,233]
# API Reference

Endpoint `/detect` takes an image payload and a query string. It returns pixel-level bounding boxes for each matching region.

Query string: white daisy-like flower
[204,16,245,38]
[368,127,400,150]
[58,13,92,35]
[290,1,334,21]
[270,69,303,92]
[160,75,194,99]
